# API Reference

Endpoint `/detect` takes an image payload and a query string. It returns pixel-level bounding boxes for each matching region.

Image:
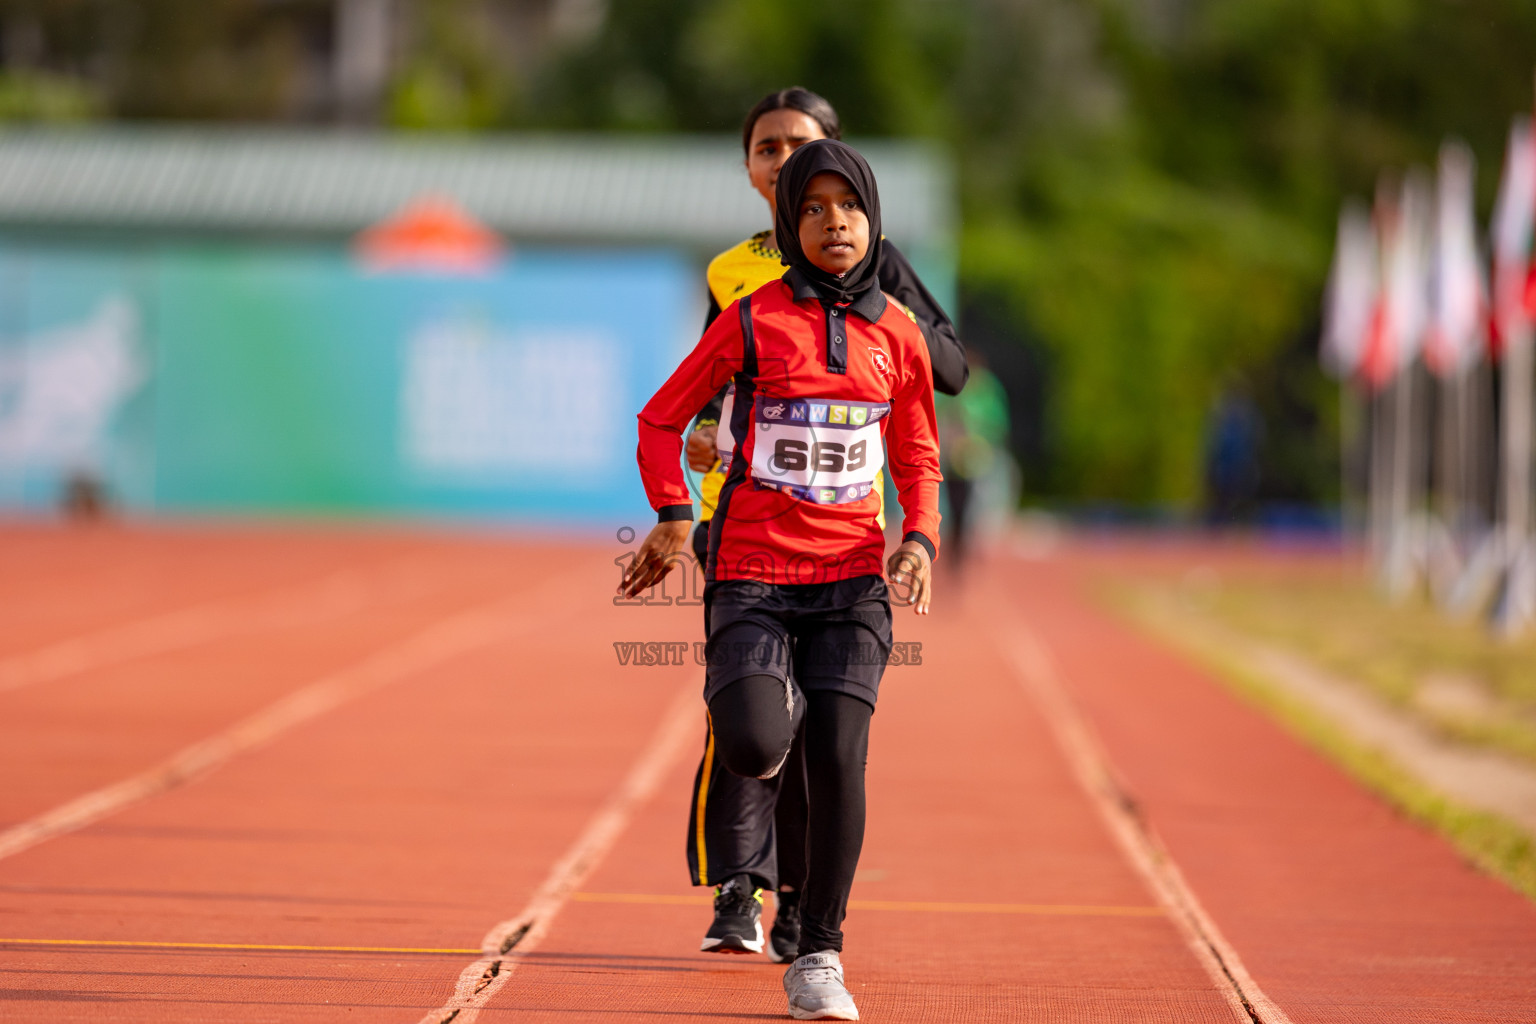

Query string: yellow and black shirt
[706,230,786,312]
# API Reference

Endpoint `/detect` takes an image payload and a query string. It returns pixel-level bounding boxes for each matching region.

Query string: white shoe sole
[700,920,764,954]
[787,1002,858,1021]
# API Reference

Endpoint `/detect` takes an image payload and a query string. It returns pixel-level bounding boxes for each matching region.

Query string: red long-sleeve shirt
[637,273,941,585]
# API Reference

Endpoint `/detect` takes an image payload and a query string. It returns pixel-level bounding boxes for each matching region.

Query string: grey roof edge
[0,126,955,251]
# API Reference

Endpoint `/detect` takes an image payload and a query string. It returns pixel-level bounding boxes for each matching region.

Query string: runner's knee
[709,674,799,778]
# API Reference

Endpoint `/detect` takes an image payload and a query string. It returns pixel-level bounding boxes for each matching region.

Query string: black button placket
[824,302,849,375]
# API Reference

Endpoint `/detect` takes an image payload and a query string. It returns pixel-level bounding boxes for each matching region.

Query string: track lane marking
[570,892,1164,915]
[1004,625,1294,1024]
[420,677,700,1024]
[0,938,480,955]
[0,591,562,864]
[0,897,1163,961]
[846,897,1160,915]
[0,556,452,696]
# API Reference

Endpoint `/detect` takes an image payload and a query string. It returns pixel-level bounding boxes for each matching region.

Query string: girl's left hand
[686,425,718,472]
[886,541,933,615]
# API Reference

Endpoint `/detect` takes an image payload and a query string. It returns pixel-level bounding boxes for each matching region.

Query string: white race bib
[745,395,889,504]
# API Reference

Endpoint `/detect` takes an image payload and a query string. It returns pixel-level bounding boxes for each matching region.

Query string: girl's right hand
[618,520,692,599]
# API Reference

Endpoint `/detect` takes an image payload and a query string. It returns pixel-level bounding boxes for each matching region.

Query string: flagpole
[1495,321,1535,632]
[1448,356,1504,617]
[1428,363,1459,603]
[1385,362,1416,598]
[1340,379,1362,546]
[1323,199,1382,567]
[1377,171,1431,599]
[1435,371,1451,528]
[1369,385,1390,570]
[1474,358,1495,532]
[1490,78,1536,634]
[1452,364,1474,538]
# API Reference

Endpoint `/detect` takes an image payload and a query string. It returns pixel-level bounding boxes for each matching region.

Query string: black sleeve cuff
[658,504,695,523]
[902,531,937,562]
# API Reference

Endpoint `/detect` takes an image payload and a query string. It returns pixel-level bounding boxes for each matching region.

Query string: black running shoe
[700,875,764,954]
[767,892,801,963]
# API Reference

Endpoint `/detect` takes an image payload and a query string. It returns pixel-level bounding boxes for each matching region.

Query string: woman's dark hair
[740,87,841,155]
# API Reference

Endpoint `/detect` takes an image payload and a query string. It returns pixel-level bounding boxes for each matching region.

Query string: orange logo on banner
[354,195,504,273]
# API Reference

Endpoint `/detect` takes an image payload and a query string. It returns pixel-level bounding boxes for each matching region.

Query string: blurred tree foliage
[0,68,98,121]
[0,0,317,120]
[2,0,1534,508]
[388,0,513,129]
[524,0,1536,508]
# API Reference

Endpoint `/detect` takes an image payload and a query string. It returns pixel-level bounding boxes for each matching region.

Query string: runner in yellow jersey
[684,87,967,962]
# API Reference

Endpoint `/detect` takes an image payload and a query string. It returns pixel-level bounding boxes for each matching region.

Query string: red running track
[0,525,1531,1022]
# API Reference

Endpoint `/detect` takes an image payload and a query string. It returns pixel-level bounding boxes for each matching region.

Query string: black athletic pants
[685,726,808,893]
[684,520,808,893]
[706,675,872,956]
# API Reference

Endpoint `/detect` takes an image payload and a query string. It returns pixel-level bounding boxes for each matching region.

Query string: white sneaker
[782,950,859,1021]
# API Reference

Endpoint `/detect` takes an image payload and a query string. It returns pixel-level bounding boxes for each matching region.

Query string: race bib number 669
[749,395,890,504]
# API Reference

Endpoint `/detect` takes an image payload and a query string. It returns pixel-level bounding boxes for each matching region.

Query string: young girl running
[621,139,940,1021]
[683,86,964,965]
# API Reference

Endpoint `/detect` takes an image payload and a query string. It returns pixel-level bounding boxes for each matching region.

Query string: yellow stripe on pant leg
[874,468,886,530]
[695,714,715,886]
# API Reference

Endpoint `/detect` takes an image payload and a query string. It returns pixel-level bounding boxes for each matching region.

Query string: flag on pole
[1322,200,1378,380]
[1426,142,1488,379]
[1362,174,1432,390]
[1491,118,1536,356]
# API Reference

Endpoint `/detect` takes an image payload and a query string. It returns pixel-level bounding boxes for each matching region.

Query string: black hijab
[773,139,883,306]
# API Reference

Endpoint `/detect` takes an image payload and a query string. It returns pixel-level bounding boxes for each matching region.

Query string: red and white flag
[1322,200,1378,380]
[1361,173,1432,389]
[1491,118,1536,356]
[1426,141,1489,378]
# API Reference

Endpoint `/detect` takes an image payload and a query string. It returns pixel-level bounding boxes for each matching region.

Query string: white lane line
[0,593,550,864]
[0,557,450,697]
[419,678,701,1024]
[1005,628,1294,1024]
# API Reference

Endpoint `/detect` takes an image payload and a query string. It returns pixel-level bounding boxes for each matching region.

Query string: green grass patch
[1173,573,1536,766]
